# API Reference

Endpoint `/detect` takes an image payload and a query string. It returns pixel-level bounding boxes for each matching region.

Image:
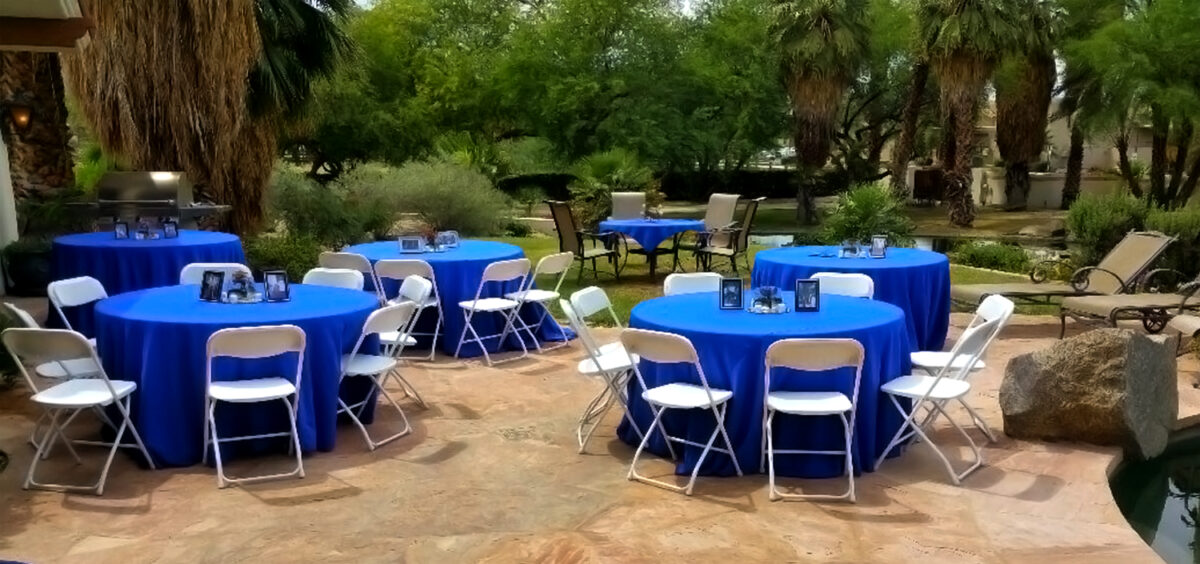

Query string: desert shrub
[504,220,534,237]
[952,241,1031,273]
[334,166,403,240]
[243,234,323,282]
[568,149,656,228]
[512,185,548,217]
[821,182,915,245]
[1065,194,1149,266]
[268,168,372,247]
[1146,206,1200,279]
[389,160,509,235]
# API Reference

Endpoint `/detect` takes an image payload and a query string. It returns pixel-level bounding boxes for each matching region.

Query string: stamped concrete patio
[2,310,1196,563]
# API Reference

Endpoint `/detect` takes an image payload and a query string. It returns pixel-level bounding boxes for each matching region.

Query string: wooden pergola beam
[0,16,93,52]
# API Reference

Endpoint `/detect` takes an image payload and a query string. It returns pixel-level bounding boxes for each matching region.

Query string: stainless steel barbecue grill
[73,171,231,229]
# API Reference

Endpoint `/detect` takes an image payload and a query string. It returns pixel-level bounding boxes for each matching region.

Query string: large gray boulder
[1000,328,1177,459]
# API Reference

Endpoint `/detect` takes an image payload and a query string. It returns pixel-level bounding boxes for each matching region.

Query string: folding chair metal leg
[339,375,413,450]
[765,410,855,503]
[25,397,154,495]
[208,396,305,488]
[876,395,982,485]
[578,369,645,454]
[385,367,427,409]
[958,398,998,443]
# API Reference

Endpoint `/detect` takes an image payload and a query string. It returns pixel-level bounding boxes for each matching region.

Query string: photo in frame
[200,270,225,302]
[719,278,744,310]
[398,235,426,254]
[436,230,460,249]
[870,234,887,258]
[113,222,130,239]
[794,279,820,312]
[162,221,179,239]
[264,270,290,302]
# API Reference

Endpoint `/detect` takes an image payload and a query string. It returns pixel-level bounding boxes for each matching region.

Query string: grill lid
[95,171,194,206]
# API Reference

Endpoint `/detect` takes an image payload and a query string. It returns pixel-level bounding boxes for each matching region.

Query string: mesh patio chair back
[1089,231,1175,295]
[611,192,645,220]
[734,197,765,251]
[546,200,582,256]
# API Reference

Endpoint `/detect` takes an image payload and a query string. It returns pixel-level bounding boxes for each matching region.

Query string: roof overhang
[0,0,92,52]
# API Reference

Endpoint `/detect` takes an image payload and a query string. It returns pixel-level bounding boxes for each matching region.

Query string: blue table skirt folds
[618,292,911,479]
[344,240,570,356]
[752,246,950,352]
[50,230,246,336]
[597,218,706,252]
[95,284,380,467]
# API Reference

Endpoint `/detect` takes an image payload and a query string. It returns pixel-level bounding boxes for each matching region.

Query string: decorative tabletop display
[794,279,821,312]
[264,270,290,302]
[223,270,262,303]
[398,235,426,254]
[113,221,130,240]
[749,285,788,314]
[436,230,460,249]
[199,270,224,302]
[162,219,179,239]
[135,217,157,240]
[869,234,888,258]
[719,278,744,310]
[839,239,860,259]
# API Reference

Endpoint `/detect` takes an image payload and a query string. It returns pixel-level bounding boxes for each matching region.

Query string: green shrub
[243,234,323,282]
[512,185,547,217]
[821,182,915,245]
[268,168,372,247]
[334,166,403,240]
[497,137,567,176]
[568,149,656,228]
[1146,206,1200,279]
[952,241,1031,273]
[388,160,509,235]
[73,142,119,193]
[1065,194,1149,266]
[504,220,534,237]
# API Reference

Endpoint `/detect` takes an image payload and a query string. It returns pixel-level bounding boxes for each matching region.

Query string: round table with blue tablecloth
[51,230,246,336]
[618,291,911,478]
[343,240,569,357]
[598,218,705,277]
[751,246,950,351]
[94,284,379,467]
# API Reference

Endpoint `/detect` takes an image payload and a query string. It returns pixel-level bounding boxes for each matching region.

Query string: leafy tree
[772,0,870,224]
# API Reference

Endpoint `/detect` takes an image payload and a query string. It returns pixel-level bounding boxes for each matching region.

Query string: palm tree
[994,0,1058,210]
[0,52,74,198]
[772,0,869,225]
[888,59,930,199]
[63,0,350,234]
[917,0,1024,226]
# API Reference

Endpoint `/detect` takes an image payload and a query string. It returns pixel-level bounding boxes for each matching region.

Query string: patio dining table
[618,291,911,478]
[598,218,705,278]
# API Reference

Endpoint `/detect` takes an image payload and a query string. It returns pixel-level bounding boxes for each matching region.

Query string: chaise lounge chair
[950,231,1176,307]
[1058,273,1200,337]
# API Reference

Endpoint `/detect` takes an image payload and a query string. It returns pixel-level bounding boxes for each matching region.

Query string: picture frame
[870,234,888,258]
[794,279,820,312]
[162,220,179,239]
[264,270,290,302]
[719,278,744,310]
[398,235,426,254]
[437,230,460,249]
[200,270,225,302]
[113,222,130,240]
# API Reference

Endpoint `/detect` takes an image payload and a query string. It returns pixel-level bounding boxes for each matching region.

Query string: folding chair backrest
[207,325,306,391]
[570,286,622,327]
[396,274,434,305]
[765,338,865,406]
[546,200,582,255]
[620,328,698,364]
[703,193,740,230]
[375,259,435,283]
[180,263,252,286]
[4,303,40,328]
[735,197,765,251]
[302,268,365,290]
[1090,231,1175,295]
[938,316,1004,381]
[611,192,645,220]
[977,294,1015,324]
[318,252,374,276]
[361,302,418,338]
[48,276,107,308]
[482,258,530,284]
[811,272,874,299]
[560,299,601,358]
[663,272,723,296]
[531,252,576,294]
[3,328,102,393]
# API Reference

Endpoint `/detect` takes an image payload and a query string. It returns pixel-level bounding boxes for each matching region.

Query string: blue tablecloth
[51,230,246,337]
[619,292,911,478]
[94,284,380,467]
[752,246,950,351]
[598,218,705,251]
[343,240,569,357]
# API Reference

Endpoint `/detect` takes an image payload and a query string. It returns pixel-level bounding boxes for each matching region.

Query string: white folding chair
[561,296,643,453]
[302,267,365,290]
[179,263,253,285]
[203,325,306,488]
[375,259,443,361]
[621,328,742,495]
[454,258,531,366]
[503,252,575,353]
[47,276,107,336]
[811,272,874,299]
[375,275,433,407]
[320,252,382,303]
[663,272,723,296]
[2,328,156,495]
[875,314,1007,485]
[909,295,1014,443]
[762,338,864,502]
[611,191,646,220]
[339,302,422,449]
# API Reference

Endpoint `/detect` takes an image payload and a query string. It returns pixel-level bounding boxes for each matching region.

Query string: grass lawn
[486,235,1055,324]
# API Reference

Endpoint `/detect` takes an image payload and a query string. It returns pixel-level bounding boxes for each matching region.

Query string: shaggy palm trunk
[889,61,930,199]
[936,56,988,227]
[1062,125,1084,209]
[787,77,842,225]
[1177,153,1200,207]
[0,52,74,199]
[996,55,1054,211]
[63,0,273,235]
[1149,105,1169,206]
[1166,120,1192,205]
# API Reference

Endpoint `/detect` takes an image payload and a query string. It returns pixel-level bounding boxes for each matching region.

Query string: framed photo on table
[200,271,225,302]
[719,278,744,310]
[869,235,888,258]
[794,279,820,312]
[113,222,130,240]
[162,220,179,239]
[264,270,290,302]
[398,235,426,254]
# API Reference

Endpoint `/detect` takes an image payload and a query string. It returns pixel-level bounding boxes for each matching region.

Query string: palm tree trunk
[1116,134,1143,198]
[945,100,977,227]
[1149,105,1169,206]
[1176,154,1200,208]
[1004,162,1030,210]
[1061,125,1084,209]
[1166,120,1193,206]
[0,52,74,199]
[795,166,819,225]
[889,61,929,199]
